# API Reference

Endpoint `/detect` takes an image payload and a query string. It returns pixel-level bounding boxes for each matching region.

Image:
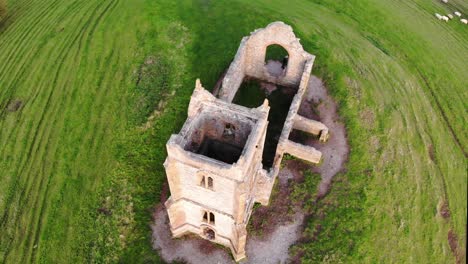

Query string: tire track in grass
[0,0,91,241]
[413,63,466,158]
[80,46,121,170]
[355,18,465,253]
[0,0,101,217]
[27,1,120,262]
[0,0,62,83]
[0,0,81,121]
[37,2,123,260]
[0,0,62,113]
[0,0,88,117]
[0,0,37,36]
[402,80,451,254]
[409,66,466,261]
[0,1,117,261]
[19,1,118,261]
[0,0,99,234]
[70,0,120,162]
[0,0,90,154]
[0,0,89,121]
[323,23,452,262]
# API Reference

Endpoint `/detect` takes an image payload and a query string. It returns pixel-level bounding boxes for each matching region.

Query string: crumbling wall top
[219,21,315,102]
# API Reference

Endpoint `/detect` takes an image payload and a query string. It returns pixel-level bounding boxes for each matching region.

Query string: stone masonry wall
[164,22,331,262]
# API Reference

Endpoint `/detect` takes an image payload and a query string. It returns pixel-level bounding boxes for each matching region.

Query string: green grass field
[0,0,466,263]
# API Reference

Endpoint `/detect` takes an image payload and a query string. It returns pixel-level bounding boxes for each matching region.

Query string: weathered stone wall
[219,38,248,102]
[167,200,235,250]
[293,114,329,142]
[253,169,274,205]
[243,22,312,86]
[164,22,331,262]
[282,140,322,164]
[218,22,314,102]
[167,162,238,213]
[164,79,269,261]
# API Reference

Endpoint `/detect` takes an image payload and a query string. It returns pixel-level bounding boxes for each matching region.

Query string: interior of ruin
[164,22,331,261]
[232,78,296,169]
[183,112,254,164]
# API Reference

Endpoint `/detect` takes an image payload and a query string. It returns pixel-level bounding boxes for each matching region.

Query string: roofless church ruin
[163,22,330,261]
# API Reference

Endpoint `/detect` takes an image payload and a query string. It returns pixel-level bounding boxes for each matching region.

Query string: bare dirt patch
[248,175,294,236]
[151,76,348,263]
[448,229,463,264]
[6,99,22,112]
[359,108,375,129]
[428,144,436,162]
[438,200,451,219]
[298,76,349,197]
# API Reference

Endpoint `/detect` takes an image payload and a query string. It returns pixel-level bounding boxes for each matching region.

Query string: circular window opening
[203,227,215,240]
[264,44,289,77]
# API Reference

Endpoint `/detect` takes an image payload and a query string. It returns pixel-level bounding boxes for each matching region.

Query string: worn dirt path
[298,76,349,197]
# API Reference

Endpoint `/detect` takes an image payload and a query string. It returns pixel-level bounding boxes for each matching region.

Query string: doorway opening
[264,44,289,77]
[203,227,215,240]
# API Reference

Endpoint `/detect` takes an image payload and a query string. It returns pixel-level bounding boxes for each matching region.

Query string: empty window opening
[264,44,289,77]
[207,177,213,189]
[203,227,215,240]
[202,210,216,225]
[200,177,206,187]
[233,78,296,169]
[209,212,215,225]
[223,123,235,139]
[199,174,214,190]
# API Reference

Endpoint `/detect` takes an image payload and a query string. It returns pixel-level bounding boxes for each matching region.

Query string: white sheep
[454,11,462,17]
[435,13,443,19]
[442,16,449,22]
[461,19,468,24]
[448,14,454,19]
[442,0,448,3]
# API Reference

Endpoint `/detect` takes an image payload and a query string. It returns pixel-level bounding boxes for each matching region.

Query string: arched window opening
[198,173,214,191]
[207,177,213,190]
[200,176,205,187]
[209,212,215,225]
[264,44,289,77]
[202,211,216,225]
[223,123,235,139]
[203,227,215,240]
[203,211,208,223]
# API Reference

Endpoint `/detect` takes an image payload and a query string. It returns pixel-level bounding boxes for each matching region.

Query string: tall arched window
[198,172,214,191]
[209,212,215,225]
[207,177,213,190]
[264,44,289,77]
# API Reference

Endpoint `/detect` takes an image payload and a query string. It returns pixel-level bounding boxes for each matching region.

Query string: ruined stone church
[163,22,330,261]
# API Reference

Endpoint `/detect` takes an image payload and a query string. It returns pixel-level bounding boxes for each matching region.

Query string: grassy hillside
[0,0,466,263]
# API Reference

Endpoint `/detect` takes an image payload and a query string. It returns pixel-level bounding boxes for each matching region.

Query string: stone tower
[164,22,330,261]
[164,81,270,260]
